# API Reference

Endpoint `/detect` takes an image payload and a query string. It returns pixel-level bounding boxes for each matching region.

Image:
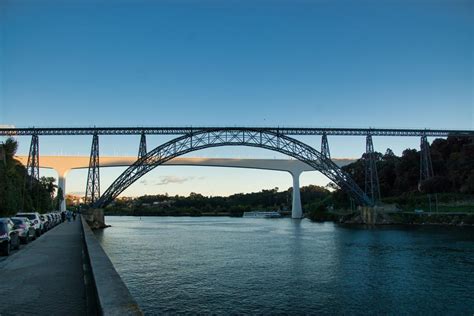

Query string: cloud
[154,175,197,186]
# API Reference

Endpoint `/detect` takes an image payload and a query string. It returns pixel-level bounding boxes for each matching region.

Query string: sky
[0,0,473,198]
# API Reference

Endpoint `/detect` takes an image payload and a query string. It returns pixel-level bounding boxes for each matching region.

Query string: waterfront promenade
[0,220,87,315]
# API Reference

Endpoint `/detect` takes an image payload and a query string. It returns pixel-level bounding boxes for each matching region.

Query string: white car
[16,212,43,237]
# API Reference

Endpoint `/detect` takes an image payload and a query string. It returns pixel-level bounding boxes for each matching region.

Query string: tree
[384,148,395,158]
[3,138,18,159]
[40,177,57,198]
[0,139,57,215]
[419,176,452,194]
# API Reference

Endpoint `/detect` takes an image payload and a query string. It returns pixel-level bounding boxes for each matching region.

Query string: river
[95,216,474,315]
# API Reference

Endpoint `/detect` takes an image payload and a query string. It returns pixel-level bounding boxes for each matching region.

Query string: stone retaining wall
[81,216,143,315]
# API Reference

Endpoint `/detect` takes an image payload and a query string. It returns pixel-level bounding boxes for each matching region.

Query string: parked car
[49,213,58,227]
[40,215,50,232]
[0,218,21,256]
[16,212,42,237]
[11,217,36,243]
[49,213,59,227]
[52,213,59,223]
[46,214,53,228]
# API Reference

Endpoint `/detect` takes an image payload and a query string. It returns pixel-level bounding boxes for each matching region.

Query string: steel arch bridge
[93,128,372,208]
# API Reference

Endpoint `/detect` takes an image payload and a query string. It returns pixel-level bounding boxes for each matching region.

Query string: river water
[95,216,474,315]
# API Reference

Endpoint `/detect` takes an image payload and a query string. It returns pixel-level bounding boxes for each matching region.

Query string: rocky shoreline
[332,212,474,226]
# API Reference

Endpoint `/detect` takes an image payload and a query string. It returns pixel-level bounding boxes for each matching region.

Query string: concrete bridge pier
[58,174,67,212]
[290,171,303,219]
[83,208,107,229]
[56,168,69,212]
[361,206,377,224]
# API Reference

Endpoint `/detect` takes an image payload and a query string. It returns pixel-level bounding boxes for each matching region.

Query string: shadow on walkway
[0,219,87,315]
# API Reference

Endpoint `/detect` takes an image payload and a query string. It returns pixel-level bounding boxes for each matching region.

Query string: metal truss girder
[228,131,242,143]
[94,129,372,208]
[1,126,473,137]
[246,132,259,143]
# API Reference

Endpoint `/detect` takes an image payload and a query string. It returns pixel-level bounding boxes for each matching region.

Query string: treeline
[0,138,62,216]
[332,136,474,207]
[107,185,332,216]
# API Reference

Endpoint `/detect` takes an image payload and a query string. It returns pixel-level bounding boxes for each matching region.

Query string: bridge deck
[0,219,87,315]
[2,126,473,137]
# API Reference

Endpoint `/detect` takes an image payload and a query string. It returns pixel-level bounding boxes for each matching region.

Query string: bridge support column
[138,132,147,159]
[360,206,377,224]
[291,172,303,219]
[26,133,40,188]
[58,173,67,212]
[54,168,70,212]
[85,132,100,204]
[364,134,380,205]
[58,176,66,212]
[83,208,107,229]
[419,134,437,212]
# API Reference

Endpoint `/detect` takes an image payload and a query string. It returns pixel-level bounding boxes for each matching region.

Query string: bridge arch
[94,128,372,210]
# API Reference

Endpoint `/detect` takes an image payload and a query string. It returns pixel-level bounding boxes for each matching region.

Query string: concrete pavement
[0,219,87,316]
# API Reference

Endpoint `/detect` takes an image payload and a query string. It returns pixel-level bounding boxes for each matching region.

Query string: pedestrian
[72,212,76,221]
[61,211,66,222]
[66,211,72,222]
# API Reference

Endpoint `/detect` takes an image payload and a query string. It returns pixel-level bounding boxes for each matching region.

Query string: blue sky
[0,0,472,197]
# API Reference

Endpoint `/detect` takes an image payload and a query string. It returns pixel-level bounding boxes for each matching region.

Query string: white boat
[242,211,282,218]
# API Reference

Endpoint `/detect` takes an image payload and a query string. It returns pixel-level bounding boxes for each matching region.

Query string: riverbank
[105,210,243,217]
[103,210,474,227]
[328,211,474,226]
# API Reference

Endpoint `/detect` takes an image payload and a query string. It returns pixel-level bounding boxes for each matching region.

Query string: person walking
[72,212,76,221]
[61,211,66,222]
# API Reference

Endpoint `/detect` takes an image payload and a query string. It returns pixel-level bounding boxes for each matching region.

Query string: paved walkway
[0,219,87,316]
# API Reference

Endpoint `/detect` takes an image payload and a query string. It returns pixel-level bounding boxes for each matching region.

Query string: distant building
[66,194,84,206]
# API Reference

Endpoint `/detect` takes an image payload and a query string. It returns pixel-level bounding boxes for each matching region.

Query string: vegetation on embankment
[308,135,474,225]
[101,185,333,217]
[0,138,62,216]
[330,135,474,210]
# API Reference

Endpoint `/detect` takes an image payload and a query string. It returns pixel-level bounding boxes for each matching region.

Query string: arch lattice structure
[94,128,372,208]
